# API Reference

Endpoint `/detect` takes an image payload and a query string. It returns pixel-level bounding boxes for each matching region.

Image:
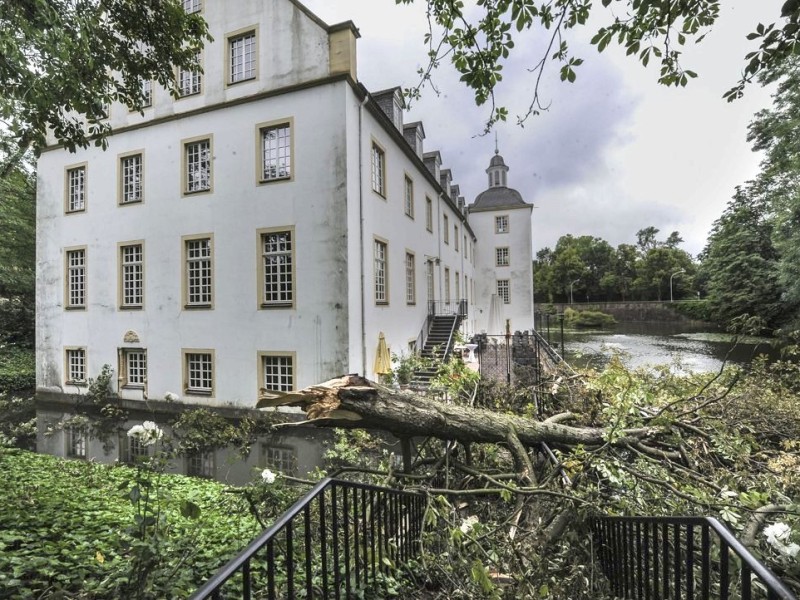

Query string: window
[182,0,201,13]
[496,247,510,267]
[495,215,510,234]
[66,348,86,384]
[65,248,86,309]
[184,350,214,395]
[228,30,256,83]
[374,239,388,304]
[141,79,153,107]
[263,445,297,476]
[454,225,459,251]
[120,348,147,387]
[65,165,86,213]
[259,229,294,307]
[119,153,143,204]
[443,214,449,244]
[405,252,416,304]
[183,137,211,193]
[455,271,461,301]
[444,268,450,303]
[183,236,213,308]
[404,176,414,218]
[259,122,292,182]
[497,279,510,304]
[178,53,202,96]
[120,243,144,308]
[426,260,434,301]
[425,197,433,232]
[121,433,151,464]
[187,452,215,478]
[260,353,294,392]
[465,275,469,303]
[371,143,385,196]
[464,235,468,260]
[66,426,88,459]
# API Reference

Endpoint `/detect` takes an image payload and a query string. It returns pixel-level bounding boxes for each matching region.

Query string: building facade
[34,0,534,473]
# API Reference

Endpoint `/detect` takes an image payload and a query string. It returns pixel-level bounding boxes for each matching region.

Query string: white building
[34,0,534,473]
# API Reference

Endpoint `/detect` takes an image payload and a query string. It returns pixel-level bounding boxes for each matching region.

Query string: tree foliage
[0,0,210,170]
[398,0,800,127]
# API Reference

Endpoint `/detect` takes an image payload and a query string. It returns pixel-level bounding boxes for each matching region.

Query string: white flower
[764,522,800,558]
[459,515,479,534]
[164,392,178,401]
[261,468,276,484]
[127,421,163,446]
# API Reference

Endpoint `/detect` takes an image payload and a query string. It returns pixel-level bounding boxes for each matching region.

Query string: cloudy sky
[304,0,783,257]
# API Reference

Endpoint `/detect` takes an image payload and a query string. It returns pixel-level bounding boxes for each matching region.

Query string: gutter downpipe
[358,94,369,376]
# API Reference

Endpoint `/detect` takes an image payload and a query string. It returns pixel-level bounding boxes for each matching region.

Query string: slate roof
[471,186,529,210]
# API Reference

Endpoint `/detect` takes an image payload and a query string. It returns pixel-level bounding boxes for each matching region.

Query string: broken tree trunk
[258,374,660,450]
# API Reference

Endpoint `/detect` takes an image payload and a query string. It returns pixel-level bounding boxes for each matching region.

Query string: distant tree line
[535,59,800,335]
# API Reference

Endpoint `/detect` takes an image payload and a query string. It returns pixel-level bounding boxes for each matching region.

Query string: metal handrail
[190,478,424,599]
[593,515,797,600]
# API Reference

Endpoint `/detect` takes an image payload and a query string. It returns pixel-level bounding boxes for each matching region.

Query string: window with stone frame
[140,79,153,107]
[66,348,86,384]
[66,425,88,459]
[184,237,212,307]
[495,246,510,267]
[65,248,86,308]
[495,215,510,234]
[120,154,143,204]
[120,243,144,307]
[184,138,211,192]
[497,279,510,304]
[178,52,202,96]
[371,143,385,196]
[374,239,388,304]
[261,354,294,392]
[444,267,450,303]
[66,165,86,213]
[260,123,291,182]
[263,445,297,476]
[229,31,256,83]
[454,225,459,251]
[182,0,201,13]
[121,432,151,464]
[187,452,215,478]
[443,214,449,244]
[425,196,433,232]
[185,351,213,395]
[405,252,416,304]
[404,176,414,218]
[120,348,147,388]
[260,230,293,307]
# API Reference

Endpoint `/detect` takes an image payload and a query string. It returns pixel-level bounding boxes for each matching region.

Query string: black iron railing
[190,478,425,600]
[427,299,467,317]
[593,516,797,600]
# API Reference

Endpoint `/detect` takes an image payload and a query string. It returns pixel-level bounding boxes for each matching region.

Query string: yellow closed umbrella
[374,332,392,375]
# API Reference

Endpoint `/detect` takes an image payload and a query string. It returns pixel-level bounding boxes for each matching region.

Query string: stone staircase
[411,314,461,387]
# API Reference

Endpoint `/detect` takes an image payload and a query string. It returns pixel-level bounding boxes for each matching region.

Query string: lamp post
[670,269,685,302]
[569,279,580,304]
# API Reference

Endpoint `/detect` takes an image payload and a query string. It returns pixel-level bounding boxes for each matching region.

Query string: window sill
[227,76,257,87]
[260,302,293,309]
[375,301,389,307]
[66,381,88,387]
[258,176,292,185]
[177,91,202,99]
[185,388,212,396]
[120,305,143,311]
[183,188,212,196]
[184,304,213,310]
[65,209,86,215]
[119,199,143,206]
[122,384,145,390]
[65,306,86,311]
[372,189,387,199]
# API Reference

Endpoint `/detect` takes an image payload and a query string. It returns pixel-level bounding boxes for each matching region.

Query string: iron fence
[190,478,425,600]
[593,516,797,600]
[427,299,467,317]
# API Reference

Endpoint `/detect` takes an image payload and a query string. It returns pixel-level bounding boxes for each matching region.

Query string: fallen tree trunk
[258,374,660,449]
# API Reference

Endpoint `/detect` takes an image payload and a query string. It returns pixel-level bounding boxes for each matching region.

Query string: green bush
[563,307,616,328]
[671,299,713,322]
[0,345,34,393]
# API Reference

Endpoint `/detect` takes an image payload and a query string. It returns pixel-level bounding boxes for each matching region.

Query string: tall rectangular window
[141,79,152,107]
[184,351,214,395]
[182,0,201,13]
[65,248,86,309]
[404,176,414,218]
[184,237,213,307]
[454,225,459,251]
[263,445,297,476]
[260,354,294,392]
[120,243,144,308]
[66,348,86,384]
[259,122,291,182]
[443,214,449,244]
[184,138,211,193]
[495,215,510,234]
[497,279,510,304]
[178,53,202,96]
[260,230,293,307]
[444,267,450,303]
[425,197,433,232]
[66,426,88,459]
[374,239,388,304]
[121,434,151,464]
[405,252,416,305]
[121,348,147,387]
[229,31,256,83]
[426,260,434,301]
[187,452,214,478]
[455,271,460,301]
[66,165,86,213]
[496,247,510,267]
[464,235,468,260]
[371,143,385,196]
[120,153,143,204]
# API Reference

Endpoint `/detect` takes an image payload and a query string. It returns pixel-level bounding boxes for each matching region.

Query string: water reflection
[554,322,778,373]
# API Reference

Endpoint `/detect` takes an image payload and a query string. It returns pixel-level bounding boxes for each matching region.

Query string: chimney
[423,151,441,182]
[371,87,404,132]
[440,169,452,198]
[403,121,425,158]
